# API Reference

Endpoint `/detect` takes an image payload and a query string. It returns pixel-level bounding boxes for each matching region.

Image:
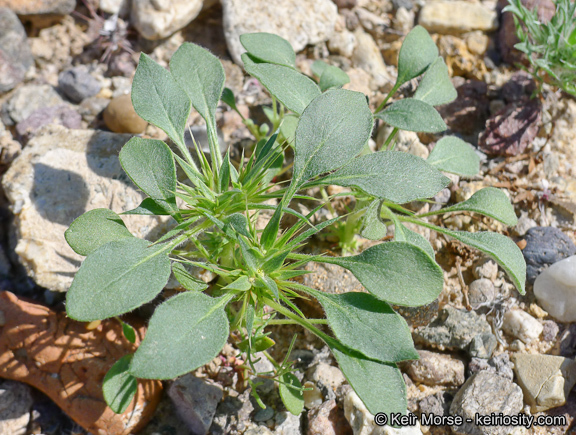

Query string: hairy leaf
[414,57,457,106]
[396,25,438,87]
[319,65,350,91]
[376,98,446,133]
[427,136,480,176]
[240,33,296,68]
[103,355,137,414]
[172,262,208,291]
[394,224,435,259]
[279,373,304,415]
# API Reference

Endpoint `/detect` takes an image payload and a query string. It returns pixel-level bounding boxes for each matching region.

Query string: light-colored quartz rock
[502,309,543,344]
[534,255,576,322]
[131,0,204,40]
[352,28,393,92]
[419,1,498,35]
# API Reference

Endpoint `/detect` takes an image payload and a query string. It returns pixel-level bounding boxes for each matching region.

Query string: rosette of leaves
[64,29,526,420]
[504,0,576,97]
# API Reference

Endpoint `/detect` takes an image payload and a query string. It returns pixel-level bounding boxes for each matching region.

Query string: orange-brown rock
[0,291,162,435]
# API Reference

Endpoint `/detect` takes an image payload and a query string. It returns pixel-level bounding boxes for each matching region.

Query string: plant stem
[375,83,400,113]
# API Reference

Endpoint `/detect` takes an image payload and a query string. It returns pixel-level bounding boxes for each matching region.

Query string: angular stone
[502,309,543,343]
[58,66,102,104]
[308,399,352,435]
[1,125,166,292]
[352,28,393,91]
[16,104,81,142]
[3,84,64,125]
[534,255,576,322]
[523,227,576,284]
[468,278,495,309]
[0,0,75,16]
[512,353,576,412]
[0,8,33,94]
[0,291,162,434]
[222,0,338,64]
[0,381,33,435]
[131,0,203,40]
[419,1,498,34]
[402,350,465,387]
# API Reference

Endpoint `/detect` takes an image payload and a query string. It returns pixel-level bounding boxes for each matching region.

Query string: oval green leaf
[376,98,447,133]
[240,33,296,68]
[321,242,444,306]
[314,151,450,203]
[293,89,373,187]
[242,54,321,115]
[172,262,208,291]
[132,53,190,148]
[313,291,418,363]
[414,57,457,106]
[119,137,178,216]
[319,65,350,91]
[103,355,137,414]
[396,25,438,87]
[427,136,480,176]
[65,208,133,256]
[130,292,230,379]
[361,200,388,240]
[279,372,304,416]
[66,238,172,321]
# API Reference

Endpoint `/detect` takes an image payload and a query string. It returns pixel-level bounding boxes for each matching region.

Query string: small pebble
[502,309,543,344]
[534,255,576,322]
[103,94,147,134]
[523,227,576,283]
[468,278,495,308]
[303,381,323,409]
[58,66,102,103]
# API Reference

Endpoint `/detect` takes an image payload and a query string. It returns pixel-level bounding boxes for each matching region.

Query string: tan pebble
[103,94,147,134]
[85,320,101,330]
[517,239,527,250]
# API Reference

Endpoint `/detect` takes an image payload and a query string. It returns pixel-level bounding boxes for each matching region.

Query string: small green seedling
[65,28,526,419]
[505,0,576,97]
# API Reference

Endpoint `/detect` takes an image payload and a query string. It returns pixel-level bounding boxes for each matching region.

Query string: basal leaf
[319,65,350,91]
[321,242,443,306]
[433,187,518,226]
[414,57,457,106]
[224,213,251,239]
[240,33,296,68]
[427,136,480,176]
[172,262,208,291]
[119,137,178,215]
[396,25,438,87]
[311,59,329,77]
[66,238,171,321]
[130,292,230,379]
[103,355,137,414]
[132,53,190,148]
[279,372,304,415]
[221,87,238,111]
[361,200,388,240]
[292,89,373,187]
[376,98,446,133]
[394,224,435,259]
[313,151,450,203]
[242,54,321,115]
[331,347,407,416]
[313,291,418,363]
[65,209,133,256]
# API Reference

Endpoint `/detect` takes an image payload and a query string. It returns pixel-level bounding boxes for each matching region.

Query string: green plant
[505,0,576,96]
[64,28,526,420]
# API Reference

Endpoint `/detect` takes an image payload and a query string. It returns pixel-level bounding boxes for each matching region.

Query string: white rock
[308,362,346,390]
[222,0,338,65]
[343,390,422,435]
[328,28,357,58]
[131,0,204,40]
[99,0,130,16]
[1,125,167,292]
[534,255,576,322]
[352,28,393,92]
[419,1,498,35]
[502,309,543,344]
[0,381,33,435]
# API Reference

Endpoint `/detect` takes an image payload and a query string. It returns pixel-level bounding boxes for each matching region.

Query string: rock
[465,31,489,57]
[501,71,537,104]
[534,255,576,322]
[308,363,346,391]
[392,300,440,329]
[168,375,223,435]
[512,353,576,412]
[334,0,356,8]
[0,381,33,435]
[560,324,576,358]
[1,125,167,292]
[436,35,487,80]
[343,390,423,435]
[413,306,493,354]
[467,333,497,359]
[0,0,75,16]
[450,371,523,435]
[303,381,324,410]
[402,350,465,387]
[58,66,102,104]
[469,353,514,380]
[0,8,33,94]
[222,0,338,65]
[468,278,496,308]
[103,94,148,134]
[99,0,130,16]
[418,392,450,418]
[79,96,110,123]
[352,28,393,91]
[478,99,541,156]
[542,320,559,341]
[210,390,255,435]
[0,125,21,165]
[274,411,301,434]
[16,104,82,141]
[419,1,498,35]
[139,394,191,435]
[3,84,64,125]
[328,28,357,58]
[523,227,576,284]
[131,0,203,40]
[438,80,489,135]
[502,309,543,343]
[513,212,537,237]
[308,399,352,435]
[0,291,162,434]
[473,258,499,281]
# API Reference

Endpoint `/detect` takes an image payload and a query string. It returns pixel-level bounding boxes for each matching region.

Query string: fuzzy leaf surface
[396,25,438,87]
[361,200,388,240]
[376,98,446,133]
[66,238,171,321]
[132,53,190,147]
[103,355,137,414]
[394,224,435,259]
[130,292,229,379]
[427,136,479,176]
[279,373,304,415]
[319,65,350,91]
[414,57,457,106]
[65,209,133,256]
[172,262,208,291]
[240,33,296,68]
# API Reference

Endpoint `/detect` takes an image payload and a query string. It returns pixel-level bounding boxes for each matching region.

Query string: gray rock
[3,84,64,125]
[0,381,33,435]
[16,104,81,141]
[450,371,523,435]
[402,350,465,387]
[131,0,203,40]
[468,278,496,308]
[522,226,576,283]
[542,320,559,342]
[307,399,352,435]
[418,392,450,418]
[1,125,168,292]
[58,66,102,103]
[0,8,33,93]
[512,353,576,412]
[468,353,514,381]
[467,332,497,359]
[534,255,576,322]
[139,393,191,435]
[78,96,109,123]
[210,390,255,435]
[168,374,223,435]
[560,324,576,358]
[222,0,338,64]
[274,411,302,434]
[413,306,493,353]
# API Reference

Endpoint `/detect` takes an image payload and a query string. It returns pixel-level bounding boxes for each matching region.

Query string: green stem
[260,319,328,326]
[375,83,400,113]
[383,127,399,151]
